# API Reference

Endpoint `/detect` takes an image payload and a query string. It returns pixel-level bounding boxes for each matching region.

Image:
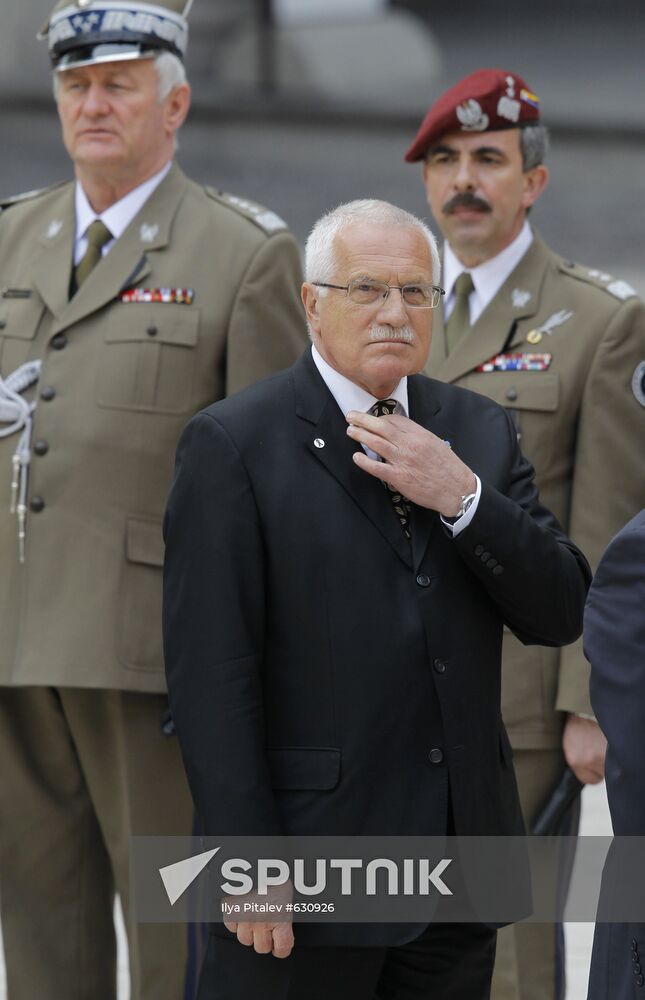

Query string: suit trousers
[491,748,580,1000]
[0,686,195,1000]
[198,921,497,1000]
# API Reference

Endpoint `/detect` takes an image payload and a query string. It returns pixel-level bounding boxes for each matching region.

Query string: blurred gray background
[0,0,643,289]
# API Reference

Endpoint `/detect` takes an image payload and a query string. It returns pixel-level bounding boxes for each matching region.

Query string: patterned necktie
[445,271,474,354]
[368,398,412,541]
[74,219,113,290]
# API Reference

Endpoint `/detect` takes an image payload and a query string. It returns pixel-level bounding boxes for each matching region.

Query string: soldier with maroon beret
[406,68,645,1000]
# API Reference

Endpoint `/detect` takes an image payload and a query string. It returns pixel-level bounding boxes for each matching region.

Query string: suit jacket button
[486,558,498,569]
[416,574,431,588]
[481,551,491,562]
[40,386,56,401]
[51,333,67,350]
[634,963,642,974]
[474,545,484,556]
[433,659,447,674]
[429,748,443,764]
[34,439,49,456]
[30,496,45,513]
[636,975,644,987]
[492,565,505,576]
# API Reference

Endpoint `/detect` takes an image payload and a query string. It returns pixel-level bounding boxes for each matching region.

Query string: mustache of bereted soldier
[368,324,414,343]
[442,191,492,215]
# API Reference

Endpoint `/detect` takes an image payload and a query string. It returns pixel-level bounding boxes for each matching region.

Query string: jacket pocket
[266,747,342,790]
[118,516,164,671]
[97,304,199,414]
[0,297,46,374]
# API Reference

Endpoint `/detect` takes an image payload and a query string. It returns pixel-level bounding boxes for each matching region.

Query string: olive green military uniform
[0,164,307,999]
[425,233,645,1000]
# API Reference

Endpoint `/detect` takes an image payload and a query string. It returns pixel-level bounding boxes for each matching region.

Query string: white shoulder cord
[0,360,43,563]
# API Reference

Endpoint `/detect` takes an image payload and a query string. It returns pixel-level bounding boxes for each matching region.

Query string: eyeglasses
[313,279,445,309]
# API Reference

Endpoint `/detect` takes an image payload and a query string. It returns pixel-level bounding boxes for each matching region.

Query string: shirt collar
[443,220,533,307]
[74,160,173,246]
[311,344,409,418]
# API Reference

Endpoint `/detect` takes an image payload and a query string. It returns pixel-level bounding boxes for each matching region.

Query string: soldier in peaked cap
[0,2,307,998]
[406,67,645,1000]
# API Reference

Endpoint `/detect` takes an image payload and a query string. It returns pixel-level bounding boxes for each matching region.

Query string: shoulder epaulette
[204,186,288,235]
[558,258,640,302]
[0,181,68,213]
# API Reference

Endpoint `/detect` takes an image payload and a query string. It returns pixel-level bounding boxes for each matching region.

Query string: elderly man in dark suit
[163,199,591,1000]
[585,509,645,999]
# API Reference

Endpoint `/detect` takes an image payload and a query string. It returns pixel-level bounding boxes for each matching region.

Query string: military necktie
[74,219,113,290]
[445,271,474,354]
[368,398,412,541]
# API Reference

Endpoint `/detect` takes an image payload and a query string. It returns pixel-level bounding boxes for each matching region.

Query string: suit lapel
[428,237,550,384]
[407,375,442,571]
[293,351,413,569]
[42,164,188,336]
[30,185,76,321]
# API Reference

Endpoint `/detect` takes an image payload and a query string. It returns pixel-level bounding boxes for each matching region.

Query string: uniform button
[416,574,431,588]
[40,386,56,401]
[474,545,484,556]
[634,963,642,974]
[506,388,518,402]
[30,496,45,513]
[51,333,67,350]
[633,939,639,950]
[34,439,49,456]
[492,565,505,576]
[481,551,491,562]
[147,324,158,337]
[486,558,498,569]
[433,659,447,674]
[429,748,444,765]
[637,975,644,987]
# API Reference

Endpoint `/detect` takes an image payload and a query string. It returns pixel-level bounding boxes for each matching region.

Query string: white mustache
[368,324,414,343]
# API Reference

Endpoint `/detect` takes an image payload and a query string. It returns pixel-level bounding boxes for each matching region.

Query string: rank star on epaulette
[119,288,194,305]
[477,353,552,373]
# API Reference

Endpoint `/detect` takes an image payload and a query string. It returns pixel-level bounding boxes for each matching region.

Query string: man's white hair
[53,50,187,102]
[305,199,441,289]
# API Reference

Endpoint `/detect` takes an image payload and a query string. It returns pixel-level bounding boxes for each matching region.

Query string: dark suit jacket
[163,348,590,944]
[585,510,645,999]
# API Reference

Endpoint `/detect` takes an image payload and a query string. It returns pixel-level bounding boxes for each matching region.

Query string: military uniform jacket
[425,235,645,748]
[0,164,307,691]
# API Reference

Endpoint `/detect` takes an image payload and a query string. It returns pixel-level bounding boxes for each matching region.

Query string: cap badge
[76,0,92,7]
[511,288,531,308]
[456,99,489,132]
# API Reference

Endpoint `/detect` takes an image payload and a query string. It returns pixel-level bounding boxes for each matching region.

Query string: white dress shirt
[311,345,480,536]
[73,160,173,265]
[443,220,533,326]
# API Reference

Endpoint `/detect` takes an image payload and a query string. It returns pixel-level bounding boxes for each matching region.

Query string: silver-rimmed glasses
[313,279,445,309]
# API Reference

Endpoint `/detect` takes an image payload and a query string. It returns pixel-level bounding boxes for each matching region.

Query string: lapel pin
[314,438,325,449]
[511,288,531,308]
[47,219,63,239]
[527,330,542,345]
[140,223,159,244]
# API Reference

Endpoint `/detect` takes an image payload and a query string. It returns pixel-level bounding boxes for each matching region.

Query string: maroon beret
[405,68,541,163]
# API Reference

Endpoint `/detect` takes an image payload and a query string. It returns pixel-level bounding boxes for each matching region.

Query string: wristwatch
[444,491,477,523]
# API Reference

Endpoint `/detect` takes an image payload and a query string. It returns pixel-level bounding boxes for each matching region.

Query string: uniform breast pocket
[0,297,46,376]
[97,304,199,413]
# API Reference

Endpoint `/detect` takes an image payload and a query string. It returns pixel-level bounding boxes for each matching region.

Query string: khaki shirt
[0,164,308,691]
[425,235,645,748]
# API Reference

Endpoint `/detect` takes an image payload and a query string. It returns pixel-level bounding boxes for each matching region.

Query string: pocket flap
[126,517,164,567]
[266,746,341,790]
[107,305,199,347]
[478,373,559,412]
